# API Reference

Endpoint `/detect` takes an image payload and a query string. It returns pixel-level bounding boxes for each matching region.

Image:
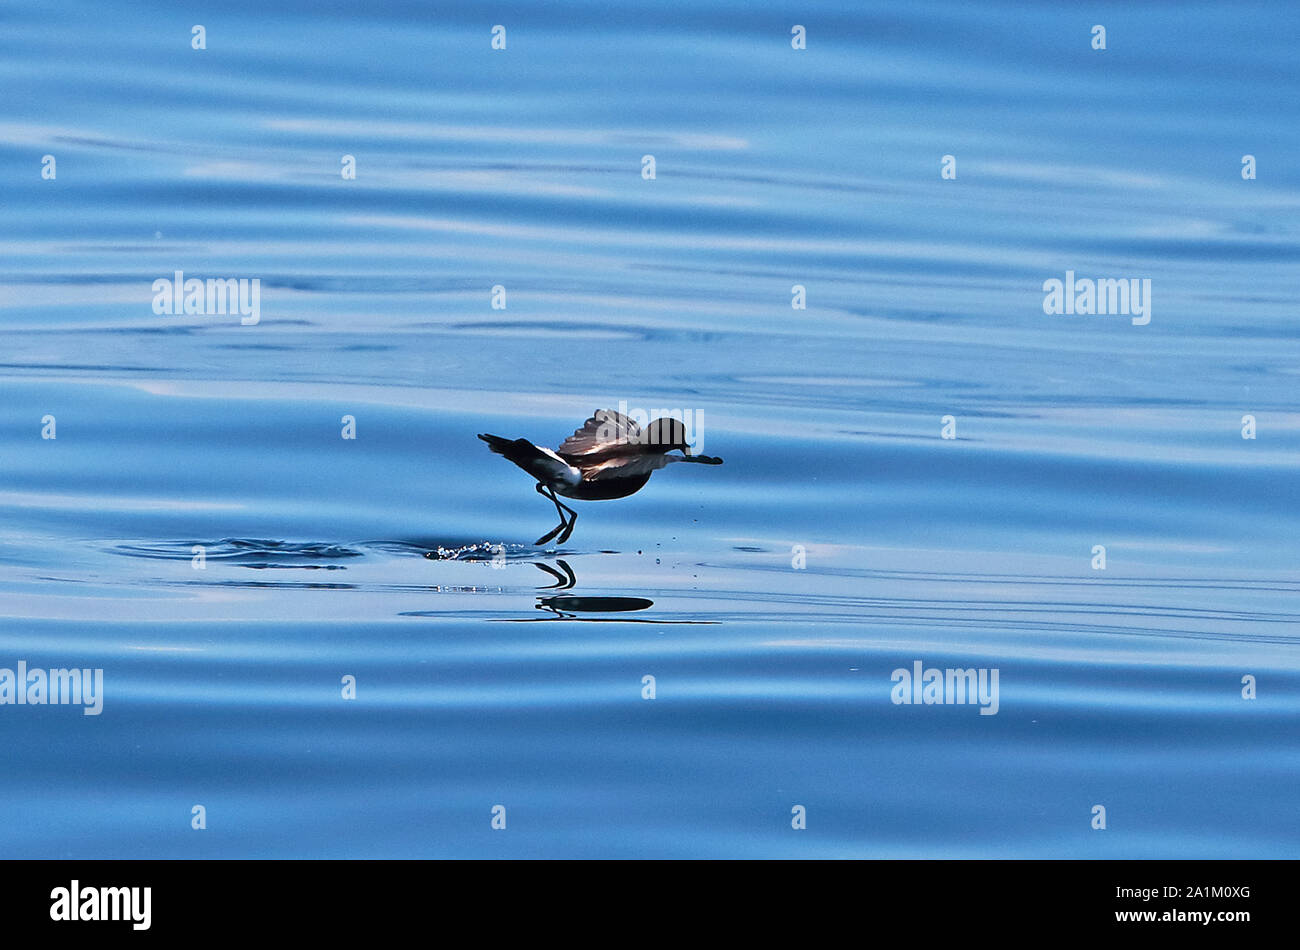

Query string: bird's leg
[543,486,579,544]
[533,483,570,546]
[556,500,578,544]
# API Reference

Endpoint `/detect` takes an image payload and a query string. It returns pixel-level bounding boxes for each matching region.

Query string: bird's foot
[534,522,565,546]
[557,516,577,545]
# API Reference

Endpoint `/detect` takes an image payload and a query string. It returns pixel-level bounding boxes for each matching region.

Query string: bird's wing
[582,454,669,480]
[557,409,641,457]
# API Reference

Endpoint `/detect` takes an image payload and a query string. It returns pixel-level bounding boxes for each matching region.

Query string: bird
[478,409,723,545]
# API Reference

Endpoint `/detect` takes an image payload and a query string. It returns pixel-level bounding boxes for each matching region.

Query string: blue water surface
[0,0,1297,857]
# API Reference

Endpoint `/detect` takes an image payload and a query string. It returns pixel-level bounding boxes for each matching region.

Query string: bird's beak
[681,453,723,464]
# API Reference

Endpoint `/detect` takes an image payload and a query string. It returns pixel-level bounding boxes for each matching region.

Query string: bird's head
[643,417,723,464]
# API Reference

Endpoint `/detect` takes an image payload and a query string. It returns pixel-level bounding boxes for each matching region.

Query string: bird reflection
[534,559,577,590]
[532,559,654,616]
[535,594,656,619]
[415,551,718,624]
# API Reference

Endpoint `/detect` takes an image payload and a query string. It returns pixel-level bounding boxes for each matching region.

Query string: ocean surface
[1,1,1297,857]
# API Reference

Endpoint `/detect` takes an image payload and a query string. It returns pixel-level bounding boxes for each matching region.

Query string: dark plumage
[478,409,723,545]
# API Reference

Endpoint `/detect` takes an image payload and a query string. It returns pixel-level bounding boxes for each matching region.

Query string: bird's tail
[478,433,553,472]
